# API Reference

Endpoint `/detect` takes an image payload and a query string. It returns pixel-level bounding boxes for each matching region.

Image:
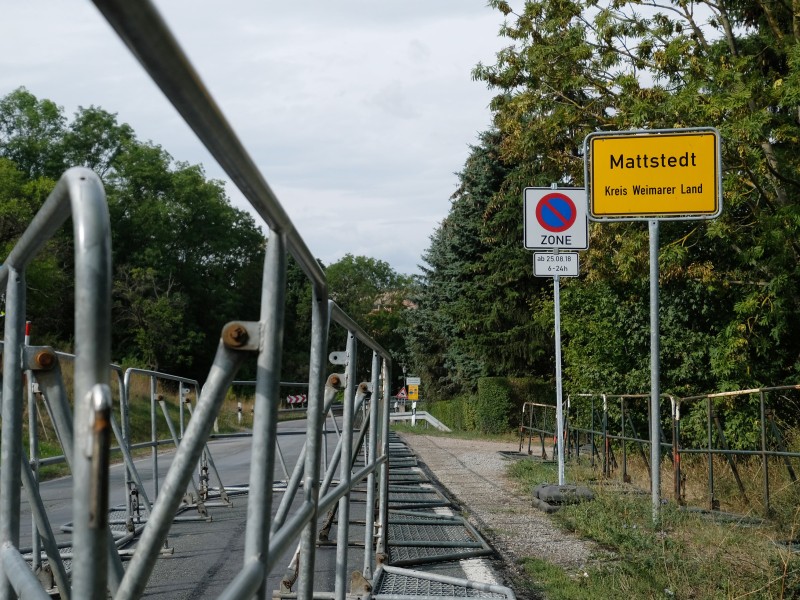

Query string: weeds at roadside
[509,457,800,599]
[392,422,519,444]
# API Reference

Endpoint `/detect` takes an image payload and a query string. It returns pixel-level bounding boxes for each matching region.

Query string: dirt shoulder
[398,432,598,598]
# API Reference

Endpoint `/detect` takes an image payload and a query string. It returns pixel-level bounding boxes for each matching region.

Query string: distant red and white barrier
[286,394,307,406]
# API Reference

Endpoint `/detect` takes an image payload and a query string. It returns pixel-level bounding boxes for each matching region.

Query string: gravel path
[398,433,598,599]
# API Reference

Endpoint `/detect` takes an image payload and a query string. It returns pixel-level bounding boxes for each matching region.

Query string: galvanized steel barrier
[676,385,800,516]
[520,388,800,517]
[1,1,510,598]
[1,168,117,599]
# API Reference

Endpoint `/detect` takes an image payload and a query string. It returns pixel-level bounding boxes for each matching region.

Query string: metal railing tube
[25,323,41,575]
[269,502,316,570]
[65,171,114,599]
[27,363,128,587]
[0,543,52,600]
[158,399,204,510]
[314,383,373,547]
[120,368,134,524]
[115,343,248,600]
[328,302,391,358]
[602,395,609,477]
[244,230,288,597]
[318,459,386,517]
[364,352,381,578]
[23,353,73,454]
[90,0,326,293]
[678,448,800,458]
[1,168,117,599]
[150,376,159,500]
[318,384,370,504]
[19,444,71,600]
[706,397,716,510]
[376,358,391,562]
[107,410,153,519]
[0,267,25,600]
[297,290,330,600]
[759,390,770,515]
[672,398,681,502]
[183,401,230,503]
[335,332,358,600]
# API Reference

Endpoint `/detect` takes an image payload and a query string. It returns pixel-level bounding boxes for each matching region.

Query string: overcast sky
[1,2,508,275]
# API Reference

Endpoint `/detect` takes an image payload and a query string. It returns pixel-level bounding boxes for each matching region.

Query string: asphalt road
[19,417,351,599]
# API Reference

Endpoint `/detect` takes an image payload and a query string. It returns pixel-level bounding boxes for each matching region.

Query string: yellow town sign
[585,128,721,220]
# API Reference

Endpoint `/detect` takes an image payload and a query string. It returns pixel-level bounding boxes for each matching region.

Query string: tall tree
[0,88,66,178]
[407,130,554,396]
[326,253,412,379]
[468,0,800,395]
[0,89,267,380]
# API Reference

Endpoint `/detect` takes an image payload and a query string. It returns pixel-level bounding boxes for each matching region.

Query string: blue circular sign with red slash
[536,193,577,233]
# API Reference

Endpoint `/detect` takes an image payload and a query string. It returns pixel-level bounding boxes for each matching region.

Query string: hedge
[423,377,553,433]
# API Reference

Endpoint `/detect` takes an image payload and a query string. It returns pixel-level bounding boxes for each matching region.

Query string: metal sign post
[524,185,589,485]
[649,220,661,521]
[585,127,722,522]
[552,255,566,486]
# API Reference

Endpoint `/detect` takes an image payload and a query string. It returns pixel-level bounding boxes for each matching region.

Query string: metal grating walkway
[376,434,514,598]
[373,566,514,600]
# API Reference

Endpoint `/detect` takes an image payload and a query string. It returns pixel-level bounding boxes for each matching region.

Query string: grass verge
[509,458,800,599]
[391,422,519,443]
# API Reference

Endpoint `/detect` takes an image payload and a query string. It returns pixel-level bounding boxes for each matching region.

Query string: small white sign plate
[406,377,421,385]
[534,252,580,278]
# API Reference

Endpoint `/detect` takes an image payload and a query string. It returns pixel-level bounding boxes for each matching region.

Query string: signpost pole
[649,220,661,520]
[524,182,588,487]
[550,182,567,486]
[584,128,722,524]
[554,255,565,486]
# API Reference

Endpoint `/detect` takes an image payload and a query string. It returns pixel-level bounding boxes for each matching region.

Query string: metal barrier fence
[2,2,512,599]
[519,387,800,516]
[0,150,394,600]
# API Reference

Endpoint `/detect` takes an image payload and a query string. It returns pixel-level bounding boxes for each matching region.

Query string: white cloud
[1,0,505,275]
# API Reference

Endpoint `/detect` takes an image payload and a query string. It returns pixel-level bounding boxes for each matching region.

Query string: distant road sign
[585,128,721,221]
[524,188,588,250]
[406,377,421,385]
[408,384,419,400]
[534,252,579,277]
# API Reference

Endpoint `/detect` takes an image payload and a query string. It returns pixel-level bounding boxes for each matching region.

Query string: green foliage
[0,87,415,384]
[280,255,316,382]
[476,377,513,433]
[0,88,66,178]
[281,252,413,383]
[113,267,203,370]
[325,252,413,381]
[411,0,800,418]
[508,459,800,599]
[425,394,478,431]
[0,88,266,380]
[406,131,552,397]
[426,378,550,432]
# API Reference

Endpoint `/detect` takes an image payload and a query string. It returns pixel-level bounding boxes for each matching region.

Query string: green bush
[426,394,477,431]
[425,376,552,433]
[476,377,512,434]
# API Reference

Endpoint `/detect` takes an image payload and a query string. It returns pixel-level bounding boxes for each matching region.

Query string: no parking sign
[523,188,588,250]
